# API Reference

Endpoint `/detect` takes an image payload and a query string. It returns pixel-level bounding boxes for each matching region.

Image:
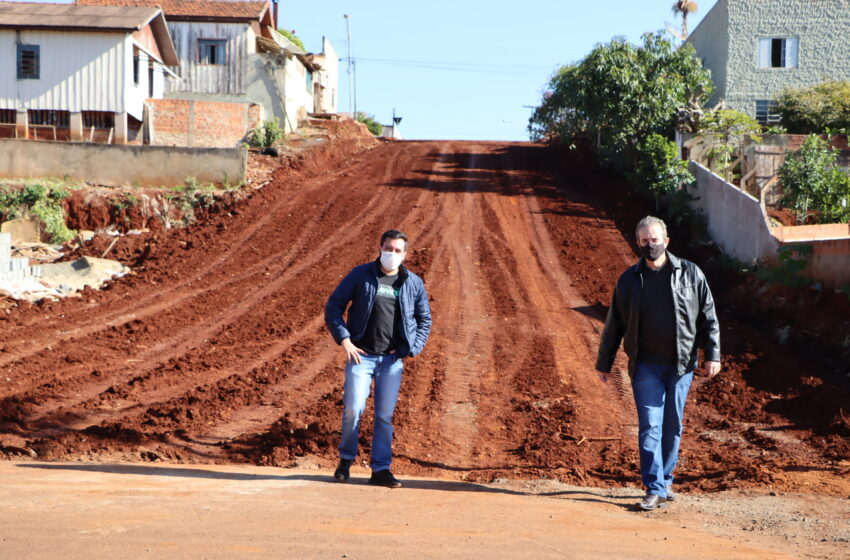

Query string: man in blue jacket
[325,229,432,488]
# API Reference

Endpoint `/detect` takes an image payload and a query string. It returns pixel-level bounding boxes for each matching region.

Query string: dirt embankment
[0,129,847,502]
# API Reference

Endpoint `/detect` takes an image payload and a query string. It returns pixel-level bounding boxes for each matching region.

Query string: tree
[773,81,850,134]
[691,108,761,180]
[633,133,694,210]
[528,32,713,171]
[671,1,699,39]
[779,135,850,224]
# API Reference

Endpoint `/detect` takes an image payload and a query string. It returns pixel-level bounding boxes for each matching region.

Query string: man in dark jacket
[596,216,720,511]
[325,229,432,488]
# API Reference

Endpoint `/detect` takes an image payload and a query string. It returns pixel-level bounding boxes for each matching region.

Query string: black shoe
[638,493,667,511]
[369,469,402,488]
[334,459,353,483]
[666,485,676,501]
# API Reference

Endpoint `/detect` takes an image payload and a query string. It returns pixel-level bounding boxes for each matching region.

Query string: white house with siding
[0,2,178,143]
[78,0,339,133]
[685,0,850,124]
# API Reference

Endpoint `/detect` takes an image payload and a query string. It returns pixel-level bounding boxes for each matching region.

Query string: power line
[349,57,553,76]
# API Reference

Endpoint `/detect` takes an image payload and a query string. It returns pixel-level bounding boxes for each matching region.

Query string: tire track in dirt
[0,145,420,430]
[0,145,405,368]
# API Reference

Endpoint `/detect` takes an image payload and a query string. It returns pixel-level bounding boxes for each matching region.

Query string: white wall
[125,41,148,120]
[0,30,127,113]
[688,161,779,264]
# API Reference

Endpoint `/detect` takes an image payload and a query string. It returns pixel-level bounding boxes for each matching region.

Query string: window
[755,100,781,125]
[17,45,40,79]
[28,110,69,127]
[758,37,798,68]
[133,55,140,85]
[0,109,15,124]
[198,39,226,64]
[82,111,114,129]
[306,70,313,92]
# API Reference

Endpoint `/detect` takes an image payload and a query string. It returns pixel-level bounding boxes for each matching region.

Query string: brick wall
[149,99,262,148]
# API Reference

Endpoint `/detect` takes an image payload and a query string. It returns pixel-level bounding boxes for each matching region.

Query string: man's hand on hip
[704,361,721,377]
[342,338,367,365]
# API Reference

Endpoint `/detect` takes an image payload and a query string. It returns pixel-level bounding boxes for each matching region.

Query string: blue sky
[281,0,710,141]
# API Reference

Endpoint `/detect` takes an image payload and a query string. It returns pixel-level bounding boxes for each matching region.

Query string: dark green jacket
[596,252,720,377]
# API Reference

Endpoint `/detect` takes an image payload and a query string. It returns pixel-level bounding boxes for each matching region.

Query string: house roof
[0,2,163,31]
[75,0,270,22]
[0,3,180,66]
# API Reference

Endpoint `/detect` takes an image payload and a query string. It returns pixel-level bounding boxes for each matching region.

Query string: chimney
[272,0,279,29]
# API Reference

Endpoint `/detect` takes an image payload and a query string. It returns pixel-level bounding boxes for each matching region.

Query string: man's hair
[380,229,408,250]
[635,216,668,240]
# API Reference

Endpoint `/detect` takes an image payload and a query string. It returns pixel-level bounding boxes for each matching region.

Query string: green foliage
[695,108,761,180]
[779,135,850,224]
[251,118,284,148]
[277,29,305,52]
[763,124,787,135]
[528,31,713,170]
[0,183,75,243]
[355,112,383,136]
[756,244,813,287]
[773,81,850,134]
[633,134,693,205]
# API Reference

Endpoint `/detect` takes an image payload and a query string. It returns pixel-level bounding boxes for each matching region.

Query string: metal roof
[75,0,269,21]
[0,2,162,31]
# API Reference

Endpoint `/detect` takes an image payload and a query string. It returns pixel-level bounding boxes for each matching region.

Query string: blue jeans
[632,361,694,498]
[339,353,403,471]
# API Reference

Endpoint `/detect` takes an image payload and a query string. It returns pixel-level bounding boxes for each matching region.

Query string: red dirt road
[0,137,848,498]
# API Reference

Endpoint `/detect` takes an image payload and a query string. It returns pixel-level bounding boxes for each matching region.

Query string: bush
[277,29,305,52]
[633,133,693,206]
[779,135,850,224]
[528,31,713,171]
[355,112,383,136]
[773,81,850,134]
[251,118,284,148]
[0,183,75,243]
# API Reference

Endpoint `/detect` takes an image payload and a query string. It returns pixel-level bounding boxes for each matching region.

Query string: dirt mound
[0,137,847,498]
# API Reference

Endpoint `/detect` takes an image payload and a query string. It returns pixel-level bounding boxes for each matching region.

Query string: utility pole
[344,14,354,117]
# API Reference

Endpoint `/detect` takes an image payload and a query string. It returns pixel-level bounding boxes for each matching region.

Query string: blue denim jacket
[325,260,432,357]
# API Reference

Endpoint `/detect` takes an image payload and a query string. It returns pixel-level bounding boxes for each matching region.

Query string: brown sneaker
[638,493,667,511]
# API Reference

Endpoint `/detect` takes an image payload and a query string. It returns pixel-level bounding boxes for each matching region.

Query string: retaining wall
[0,139,246,187]
[689,161,850,288]
[688,161,779,264]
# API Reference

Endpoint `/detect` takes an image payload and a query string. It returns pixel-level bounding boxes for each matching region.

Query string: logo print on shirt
[377,284,399,299]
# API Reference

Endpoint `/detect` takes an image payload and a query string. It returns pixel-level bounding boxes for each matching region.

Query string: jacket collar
[371,258,409,281]
[632,250,681,274]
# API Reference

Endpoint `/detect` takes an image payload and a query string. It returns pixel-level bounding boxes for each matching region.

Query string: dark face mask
[640,242,666,262]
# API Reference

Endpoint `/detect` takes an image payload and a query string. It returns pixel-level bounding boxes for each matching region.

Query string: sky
[280,0,710,141]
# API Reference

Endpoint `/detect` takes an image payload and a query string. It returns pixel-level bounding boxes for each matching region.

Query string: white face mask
[380,251,404,271]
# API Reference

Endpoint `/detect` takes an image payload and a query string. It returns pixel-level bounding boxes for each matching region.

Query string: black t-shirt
[358,271,403,355]
[637,259,678,366]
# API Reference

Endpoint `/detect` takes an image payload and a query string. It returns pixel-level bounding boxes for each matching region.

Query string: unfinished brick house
[0,2,178,144]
